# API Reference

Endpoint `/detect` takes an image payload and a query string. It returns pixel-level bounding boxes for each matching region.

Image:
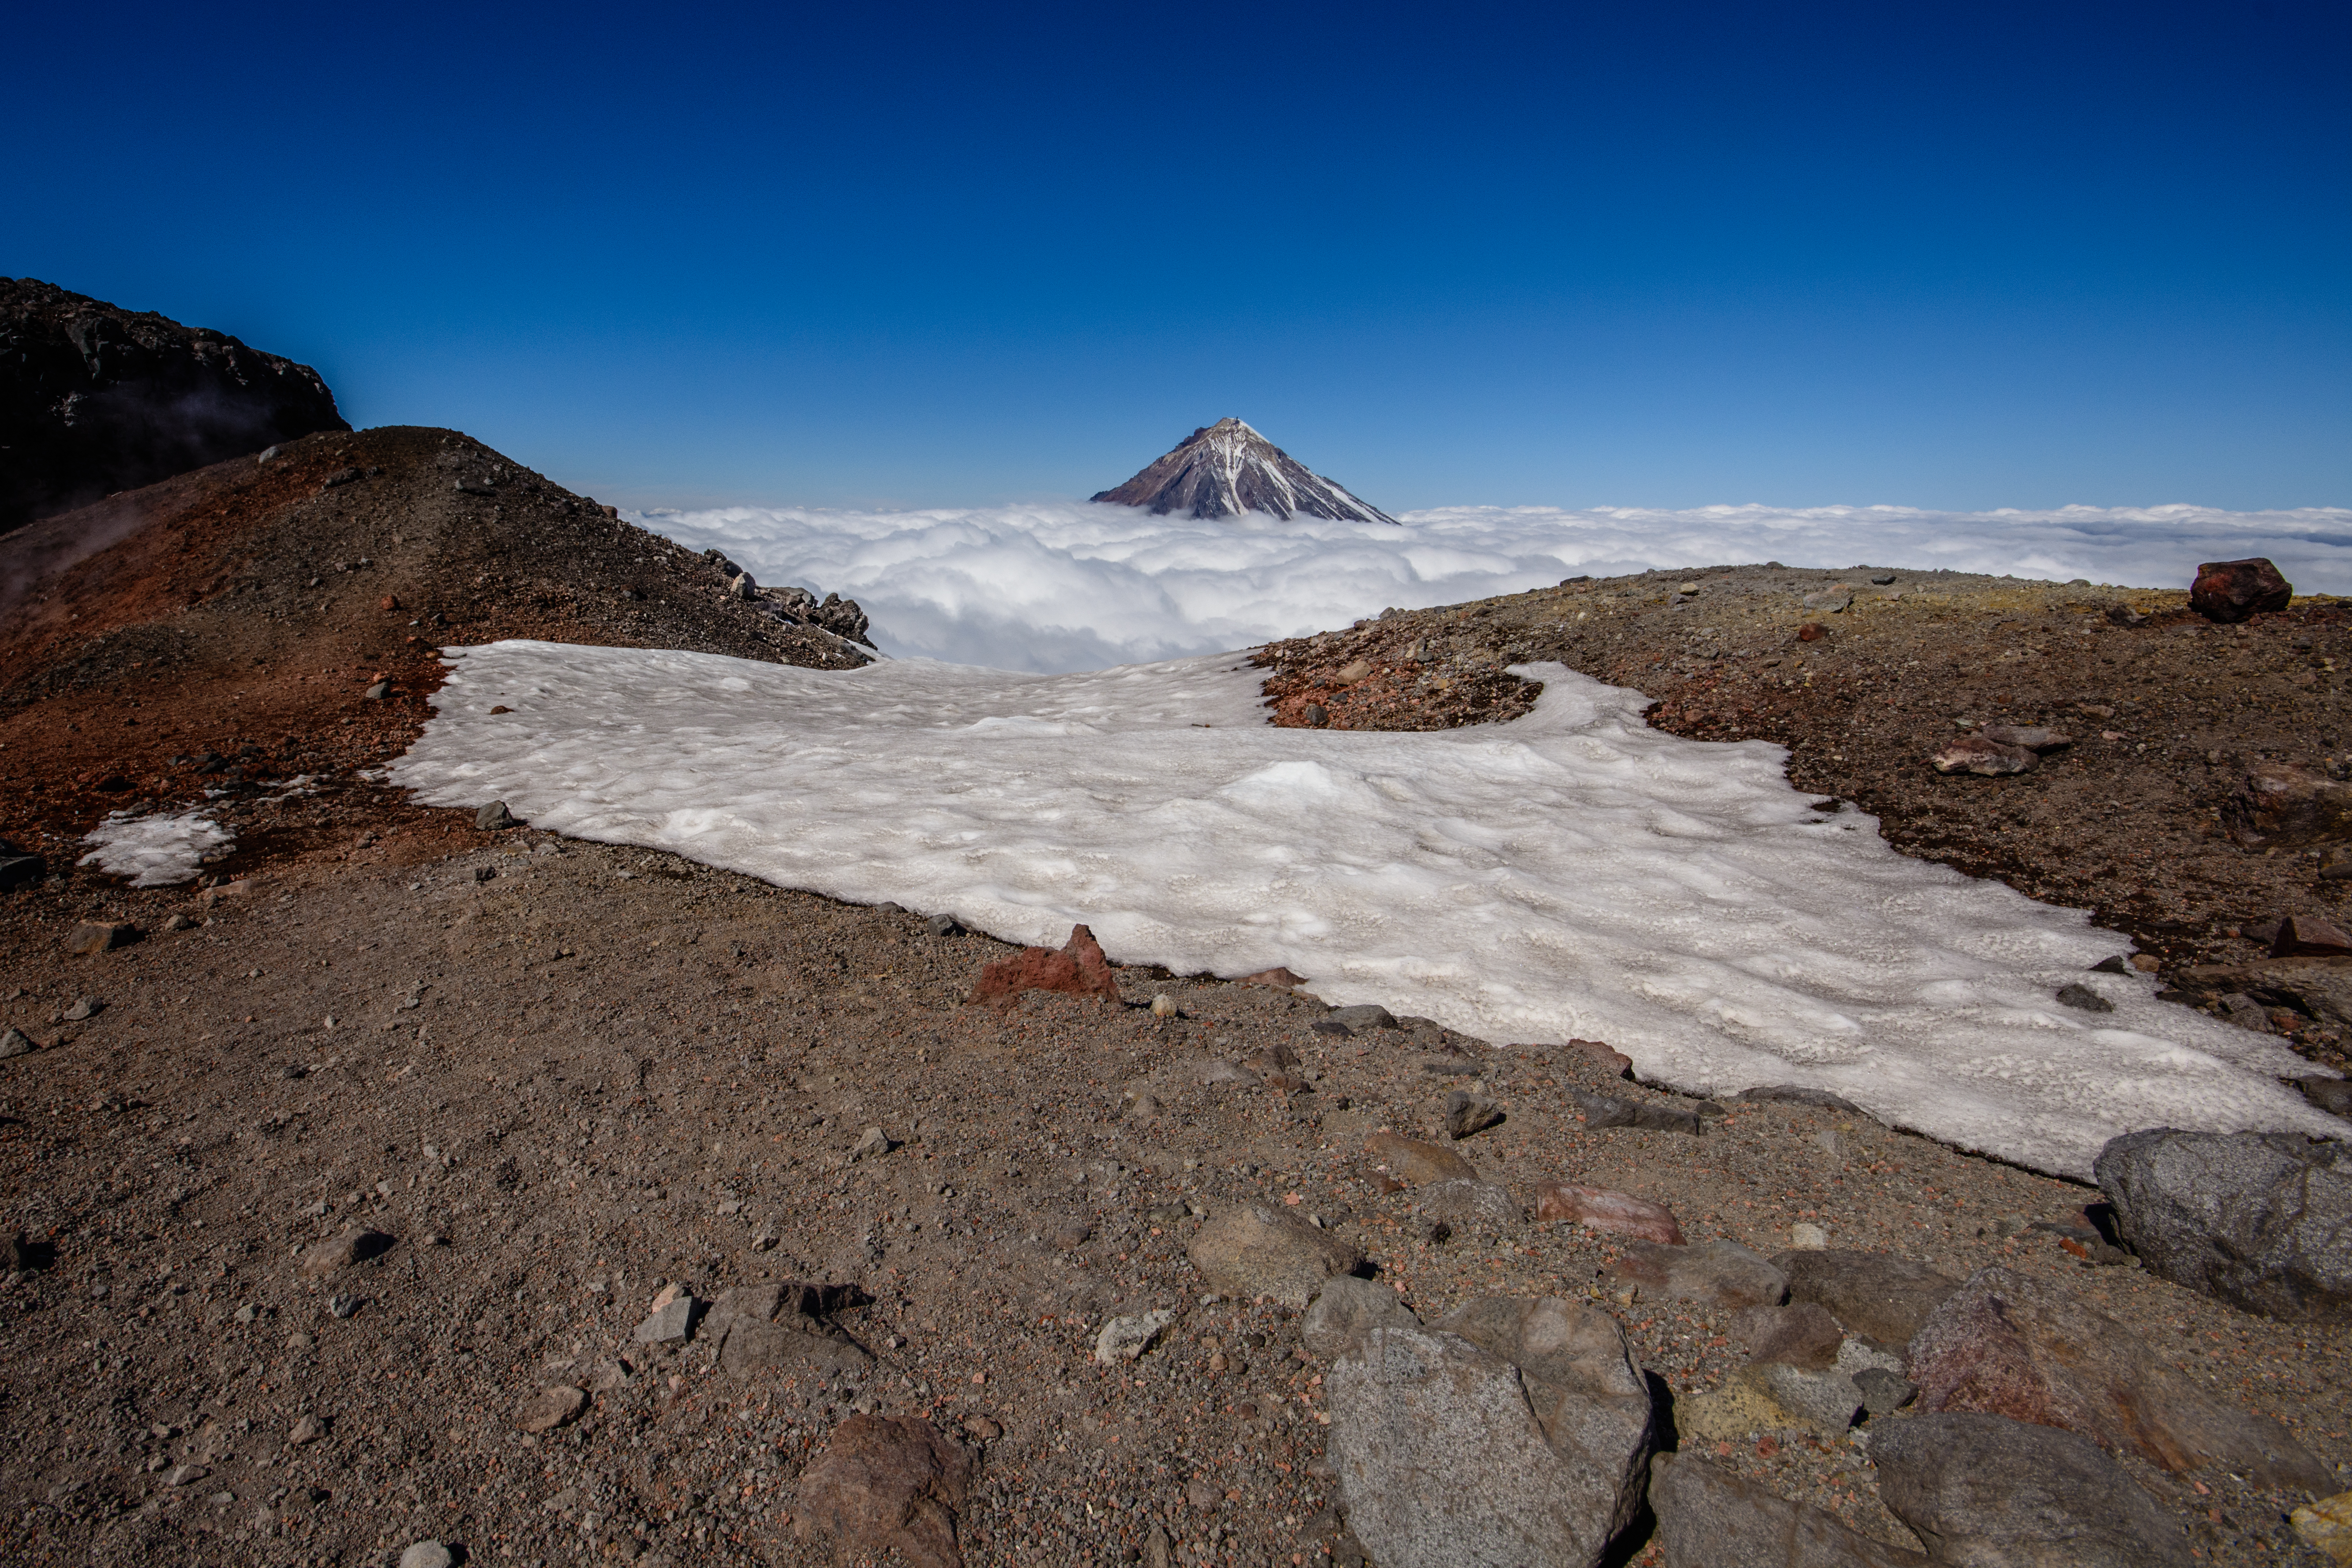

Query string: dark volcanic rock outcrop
[1,277,348,536]
[1091,417,1396,524]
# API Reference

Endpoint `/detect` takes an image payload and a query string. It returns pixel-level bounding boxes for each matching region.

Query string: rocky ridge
[1,278,348,536]
[0,425,877,865]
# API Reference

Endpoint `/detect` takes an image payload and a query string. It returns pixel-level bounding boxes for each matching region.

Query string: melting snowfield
[392,640,2340,1178]
[77,808,231,887]
[635,498,2352,673]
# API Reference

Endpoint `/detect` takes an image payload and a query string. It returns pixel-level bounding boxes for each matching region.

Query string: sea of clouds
[631,499,2352,674]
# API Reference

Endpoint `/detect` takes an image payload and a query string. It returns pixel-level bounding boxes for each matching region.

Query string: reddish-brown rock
[1366,1129,1476,1186]
[1931,735,2038,776]
[2273,913,2352,959]
[1238,965,1306,990]
[2232,765,2352,848]
[794,1415,974,1568]
[966,924,1121,1007]
[64,921,139,954]
[2190,556,2292,623]
[1563,1038,1634,1078]
[1906,1266,2330,1490]
[1531,1182,1684,1245]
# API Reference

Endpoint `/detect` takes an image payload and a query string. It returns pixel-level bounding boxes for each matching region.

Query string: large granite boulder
[0,277,347,535]
[2094,1127,2352,1321]
[1328,1299,1652,1568]
[1869,1411,2193,1567]
[1906,1266,2330,1490]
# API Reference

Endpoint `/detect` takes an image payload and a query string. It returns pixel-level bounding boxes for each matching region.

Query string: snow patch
[392,640,2340,1178]
[79,808,232,887]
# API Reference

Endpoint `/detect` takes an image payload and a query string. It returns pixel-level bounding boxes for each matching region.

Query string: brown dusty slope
[0,830,2342,1568]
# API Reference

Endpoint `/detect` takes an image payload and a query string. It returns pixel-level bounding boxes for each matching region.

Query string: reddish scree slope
[0,424,869,869]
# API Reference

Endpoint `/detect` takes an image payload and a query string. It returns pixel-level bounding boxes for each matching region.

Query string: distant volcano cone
[1091,418,1397,524]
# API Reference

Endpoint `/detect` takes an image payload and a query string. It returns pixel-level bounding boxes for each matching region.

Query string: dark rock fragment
[1570,1089,1702,1134]
[2055,982,2113,1013]
[2189,556,2292,623]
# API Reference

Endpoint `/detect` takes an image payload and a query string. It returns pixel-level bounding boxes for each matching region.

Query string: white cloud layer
[633,499,2352,674]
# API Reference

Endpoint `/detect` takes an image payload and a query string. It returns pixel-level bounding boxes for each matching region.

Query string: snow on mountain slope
[392,640,2341,1179]
[1091,418,1397,524]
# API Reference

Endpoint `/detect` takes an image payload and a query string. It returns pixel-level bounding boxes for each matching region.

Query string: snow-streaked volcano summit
[1092,417,1397,524]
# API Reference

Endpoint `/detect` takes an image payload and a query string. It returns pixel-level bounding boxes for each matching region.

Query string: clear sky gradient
[6,1,2345,514]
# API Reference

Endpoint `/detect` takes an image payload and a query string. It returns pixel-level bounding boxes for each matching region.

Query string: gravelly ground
[1,819,2342,1566]
[5,438,2348,1565]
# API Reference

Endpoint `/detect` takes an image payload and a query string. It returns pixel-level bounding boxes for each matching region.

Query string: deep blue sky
[7,1,2346,513]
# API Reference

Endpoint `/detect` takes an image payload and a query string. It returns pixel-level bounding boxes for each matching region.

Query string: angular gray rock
[1329,1307,1651,1568]
[1445,1089,1507,1139]
[705,1281,876,1379]
[633,1294,704,1343]
[1734,1302,1844,1370]
[1853,1368,1917,1415]
[1187,1203,1364,1308]
[1091,418,1397,524]
[1328,1003,1400,1031]
[1094,1308,1176,1365]
[1415,1178,1521,1231]
[1869,1412,2194,1568]
[1774,1249,1959,1348]
[1302,1276,1420,1360]
[2093,1127,2352,1321]
[1648,1454,1927,1567]
[1436,1296,1654,1523]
